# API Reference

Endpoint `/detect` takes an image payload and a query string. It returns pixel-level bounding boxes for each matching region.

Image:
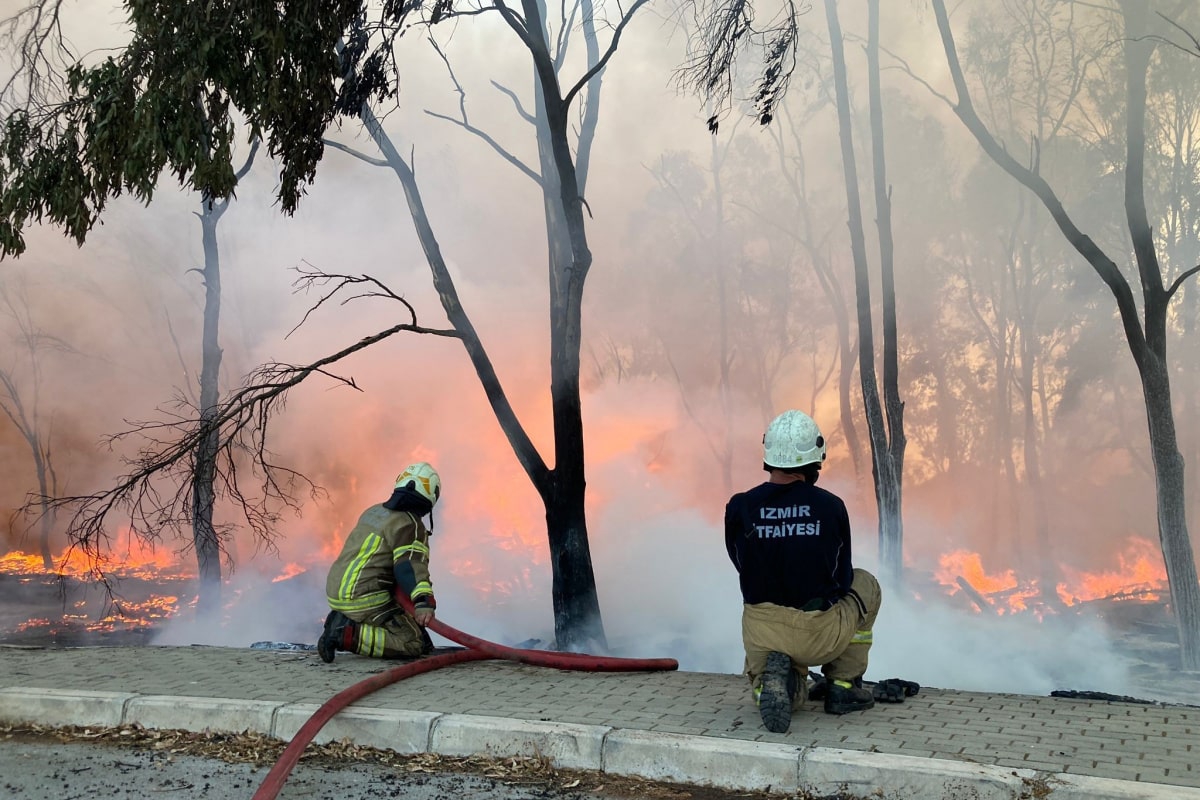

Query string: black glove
[871,678,920,702]
[808,673,919,703]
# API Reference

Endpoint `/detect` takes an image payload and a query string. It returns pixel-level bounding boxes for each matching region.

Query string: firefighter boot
[317,611,356,664]
[824,677,875,715]
[756,651,797,733]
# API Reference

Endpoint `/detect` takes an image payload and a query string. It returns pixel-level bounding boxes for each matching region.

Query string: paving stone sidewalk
[0,645,1196,798]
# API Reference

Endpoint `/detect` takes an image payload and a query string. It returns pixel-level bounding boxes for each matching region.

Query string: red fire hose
[251,600,678,800]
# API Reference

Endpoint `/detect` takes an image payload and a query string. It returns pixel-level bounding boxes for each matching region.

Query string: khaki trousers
[346,605,431,659]
[742,568,881,705]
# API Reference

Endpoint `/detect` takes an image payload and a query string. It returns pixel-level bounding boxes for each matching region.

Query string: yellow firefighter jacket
[325,504,434,616]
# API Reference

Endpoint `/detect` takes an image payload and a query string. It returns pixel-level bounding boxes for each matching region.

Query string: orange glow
[0,536,194,581]
[934,550,1042,615]
[271,562,308,583]
[934,537,1169,614]
[85,596,182,631]
[1056,538,1167,605]
[936,550,1018,595]
[14,595,181,636]
[0,538,307,639]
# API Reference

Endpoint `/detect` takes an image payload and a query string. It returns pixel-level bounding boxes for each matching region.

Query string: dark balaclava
[382,485,434,517]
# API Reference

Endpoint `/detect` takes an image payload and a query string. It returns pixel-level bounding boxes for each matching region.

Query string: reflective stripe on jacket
[325,504,434,614]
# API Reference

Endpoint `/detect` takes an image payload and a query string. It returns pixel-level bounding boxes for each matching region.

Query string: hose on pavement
[251,598,678,800]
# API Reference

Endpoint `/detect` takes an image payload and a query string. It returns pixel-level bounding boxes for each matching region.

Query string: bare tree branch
[1154,10,1200,56]
[353,97,554,491]
[0,0,74,110]
[553,0,583,68]
[663,348,725,465]
[31,273,460,589]
[424,36,542,185]
[162,309,199,408]
[490,79,537,124]
[675,0,805,127]
[1167,264,1200,299]
[233,139,260,182]
[287,262,428,337]
[563,0,653,114]
[323,138,389,166]
[492,0,539,53]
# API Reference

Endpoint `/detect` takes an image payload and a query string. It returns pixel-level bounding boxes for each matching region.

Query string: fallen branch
[955,576,997,615]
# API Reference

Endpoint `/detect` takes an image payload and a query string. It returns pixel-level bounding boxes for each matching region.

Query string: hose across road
[251,600,679,800]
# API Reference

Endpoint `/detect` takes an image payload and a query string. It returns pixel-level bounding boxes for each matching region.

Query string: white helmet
[395,462,441,507]
[763,410,826,469]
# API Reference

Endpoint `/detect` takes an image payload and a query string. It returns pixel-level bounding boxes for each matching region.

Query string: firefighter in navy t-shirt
[725,410,881,733]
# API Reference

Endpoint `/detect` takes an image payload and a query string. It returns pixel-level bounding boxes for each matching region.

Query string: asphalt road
[0,736,624,799]
[0,732,865,800]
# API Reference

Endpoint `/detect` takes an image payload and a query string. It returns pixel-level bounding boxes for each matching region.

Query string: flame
[0,537,194,580]
[0,535,310,640]
[934,537,1169,614]
[85,596,182,631]
[14,594,181,635]
[1056,538,1167,604]
[936,550,1018,594]
[934,550,1042,614]
[271,562,308,583]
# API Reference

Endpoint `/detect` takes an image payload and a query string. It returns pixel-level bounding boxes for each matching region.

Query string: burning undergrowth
[0,549,190,647]
[0,546,325,648]
[0,518,1195,708]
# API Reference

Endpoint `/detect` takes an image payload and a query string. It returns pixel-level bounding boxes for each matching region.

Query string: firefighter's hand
[413,607,435,627]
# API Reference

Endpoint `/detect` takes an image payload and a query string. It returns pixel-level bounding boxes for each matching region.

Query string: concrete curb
[602,728,803,792]
[0,687,136,728]
[273,703,441,754]
[432,714,609,771]
[126,695,279,734]
[1,687,1196,800]
[801,747,1035,800]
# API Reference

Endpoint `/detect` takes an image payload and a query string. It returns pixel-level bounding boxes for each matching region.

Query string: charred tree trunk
[543,361,604,651]
[1184,280,1198,542]
[824,0,902,579]
[867,0,906,579]
[192,193,225,616]
[1121,3,1199,669]
[34,436,54,569]
[526,0,606,650]
[513,0,606,650]
[352,0,644,649]
[1141,354,1200,664]
[362,84,606,649]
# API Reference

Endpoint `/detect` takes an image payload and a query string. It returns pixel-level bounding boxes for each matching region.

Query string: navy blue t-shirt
[724,480,854,609]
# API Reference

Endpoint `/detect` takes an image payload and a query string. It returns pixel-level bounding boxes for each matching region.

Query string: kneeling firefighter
[724,410,882,733]
[317,462,441,663]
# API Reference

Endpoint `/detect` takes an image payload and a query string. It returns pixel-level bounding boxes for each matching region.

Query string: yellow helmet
[395,462,441,507]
